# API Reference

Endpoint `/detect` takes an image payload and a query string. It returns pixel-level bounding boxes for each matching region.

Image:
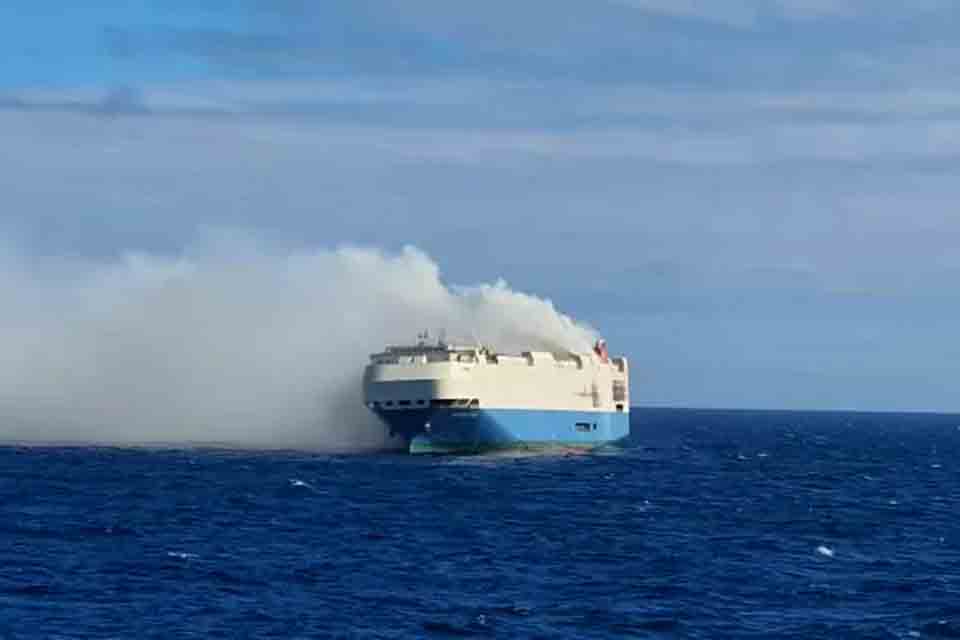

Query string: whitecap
[288,478,314,490]
[816,545,834,558]
[166,551,197,560]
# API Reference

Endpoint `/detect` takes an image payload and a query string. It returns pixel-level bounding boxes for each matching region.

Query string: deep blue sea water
[3,408,960,639]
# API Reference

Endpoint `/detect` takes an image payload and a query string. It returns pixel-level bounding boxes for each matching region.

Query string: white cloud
[610,0,952,26]
[609,0,761,27]
[6,80,960,169]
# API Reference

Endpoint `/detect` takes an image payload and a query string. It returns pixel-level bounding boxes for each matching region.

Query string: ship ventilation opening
[430,398,480,409]
[613,381,627,403]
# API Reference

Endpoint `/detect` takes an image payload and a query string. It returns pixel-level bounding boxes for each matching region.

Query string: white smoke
[0,240,597,450]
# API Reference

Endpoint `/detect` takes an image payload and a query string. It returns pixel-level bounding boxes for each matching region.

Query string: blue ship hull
[373,407,630,454]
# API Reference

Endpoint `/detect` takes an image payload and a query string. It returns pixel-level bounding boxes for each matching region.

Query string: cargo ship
[362,333,630,454]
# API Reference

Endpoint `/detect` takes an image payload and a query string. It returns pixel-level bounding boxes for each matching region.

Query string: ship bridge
[364,337,490,411]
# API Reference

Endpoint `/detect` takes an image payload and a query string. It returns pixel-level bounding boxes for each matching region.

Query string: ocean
[2,408,959,639]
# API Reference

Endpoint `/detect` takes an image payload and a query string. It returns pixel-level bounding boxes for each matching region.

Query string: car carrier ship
[362,333,630,454]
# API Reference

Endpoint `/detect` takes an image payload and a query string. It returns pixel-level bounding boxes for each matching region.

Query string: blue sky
[3,1,959,412]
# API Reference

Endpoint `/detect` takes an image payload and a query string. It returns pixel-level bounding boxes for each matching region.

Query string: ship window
[416,399,425,405]
[384,401,394,407]
[616,403,624,412]
[398,400,411,406]
[575,422,592,432]
[468,399,479,408]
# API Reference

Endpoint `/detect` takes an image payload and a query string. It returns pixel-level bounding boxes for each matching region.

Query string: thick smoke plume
[0,242,596,450]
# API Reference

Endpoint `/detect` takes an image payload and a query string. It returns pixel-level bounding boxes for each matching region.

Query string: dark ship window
[398,400,411,406]
[616,404,624,412]
[431,398,480,409]
[416,400,425,405]
[612,380,627,402]
[575,422,592,432]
